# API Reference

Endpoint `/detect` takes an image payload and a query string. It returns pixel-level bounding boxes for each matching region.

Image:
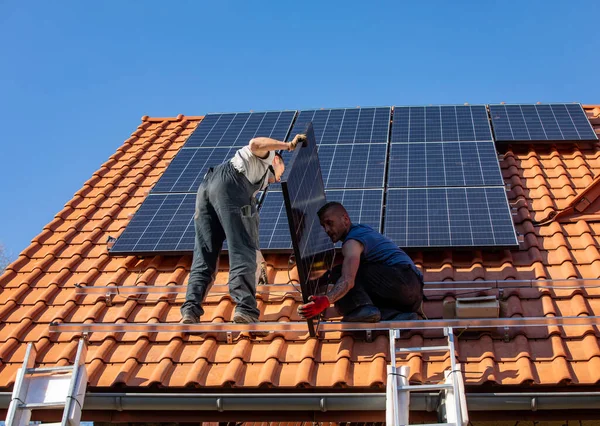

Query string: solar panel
[184,111,296,148]
[287,107,391,145]
[281,122,334,336]
[110,193,196,254]
[489,103,597,142]
[260,189,384,250]
[152,147,237,193]
[275,143,387,189]
[384,187,518,248]
[391,105,493,143]
[387,142,503,187]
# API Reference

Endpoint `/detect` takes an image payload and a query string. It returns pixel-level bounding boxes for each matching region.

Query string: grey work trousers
[181,162,262,319]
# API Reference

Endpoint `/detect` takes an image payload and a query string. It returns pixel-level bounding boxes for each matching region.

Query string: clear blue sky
[1,1,598,258]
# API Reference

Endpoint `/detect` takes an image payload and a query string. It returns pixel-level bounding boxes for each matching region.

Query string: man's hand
[287,134,307,151]
[298,295,330,319]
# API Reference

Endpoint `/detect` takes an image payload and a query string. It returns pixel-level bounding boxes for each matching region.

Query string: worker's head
[317,202,351,243]
[268,153,285,183]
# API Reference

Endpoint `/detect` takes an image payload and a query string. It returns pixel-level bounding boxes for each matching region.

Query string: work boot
[233,311,270,337]
[342,305,381,322]
[388,311,419,321]
[181,312,200,324]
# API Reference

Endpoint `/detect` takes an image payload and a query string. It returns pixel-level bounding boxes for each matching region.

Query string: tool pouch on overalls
[240,204,260,250]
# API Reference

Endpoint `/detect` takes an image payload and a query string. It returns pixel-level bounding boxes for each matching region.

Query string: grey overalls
[181,160,269,319]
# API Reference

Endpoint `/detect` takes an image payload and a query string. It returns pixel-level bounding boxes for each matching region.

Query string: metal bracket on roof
[503,326,510,342]
[226,331,233,344]
[365,330,373,342]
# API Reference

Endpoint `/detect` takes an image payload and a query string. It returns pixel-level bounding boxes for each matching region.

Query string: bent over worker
[181,134,305,325]
[298,202,424,322]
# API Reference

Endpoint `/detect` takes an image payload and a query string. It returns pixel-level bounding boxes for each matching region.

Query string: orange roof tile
[1,109,600,392]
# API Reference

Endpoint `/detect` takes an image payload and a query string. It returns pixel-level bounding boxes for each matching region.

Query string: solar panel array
[385,105,517,248]
[112,103,595,255]
[489,103,597,142]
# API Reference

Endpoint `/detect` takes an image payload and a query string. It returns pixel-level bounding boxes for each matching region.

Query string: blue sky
[0,0,599,258]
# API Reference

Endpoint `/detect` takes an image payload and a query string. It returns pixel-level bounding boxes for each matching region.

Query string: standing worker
[181,134,306,325]
[298,202,424,322]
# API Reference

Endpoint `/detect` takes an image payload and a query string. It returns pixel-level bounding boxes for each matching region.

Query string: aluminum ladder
[5,338,88,426]
[386,327,468,426]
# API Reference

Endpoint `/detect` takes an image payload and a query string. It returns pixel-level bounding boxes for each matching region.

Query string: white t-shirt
[230,146,275,190]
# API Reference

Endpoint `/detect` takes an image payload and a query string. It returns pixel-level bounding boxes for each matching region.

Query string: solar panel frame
[151,147,238,193]
[387,142,504,188]
[384,187,518,249]
[391,105,494,143]
[489,103,597,142]
[273,143,387,190]
[287,107,391,145]
[184,110,297,148]
[110,193,197,255]
[281,122,335,336]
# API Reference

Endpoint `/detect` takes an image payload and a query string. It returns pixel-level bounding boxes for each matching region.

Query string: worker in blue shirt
[298,201,424,322]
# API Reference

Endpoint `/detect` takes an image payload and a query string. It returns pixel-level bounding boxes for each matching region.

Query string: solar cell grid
[387,142,503,187]
[184,111,296,148]
[489,103,597,142]
[288,107,390,145]
[391,105,493,143]
[384,187,517,248]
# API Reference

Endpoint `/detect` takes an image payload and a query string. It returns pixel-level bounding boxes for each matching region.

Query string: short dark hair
[274,152,284,162]
[317,201,347,219]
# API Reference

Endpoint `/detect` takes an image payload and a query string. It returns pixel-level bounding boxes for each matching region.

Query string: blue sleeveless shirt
[343,224,422,278]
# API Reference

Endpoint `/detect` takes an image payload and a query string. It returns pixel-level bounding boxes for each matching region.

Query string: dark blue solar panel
[384,187,517,248]
[326,189,383,232]
[185,111,296,148]
[152,147,236,193]
[288,107,390,145]
[387,142,503,187]
[259,189,384,250]
[110,194,196,254]
[489,103,597,142]
[392,105,493,143]
[275,143,387,189]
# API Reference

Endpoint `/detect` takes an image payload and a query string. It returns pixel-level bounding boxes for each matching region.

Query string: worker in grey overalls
[181,134,305,326]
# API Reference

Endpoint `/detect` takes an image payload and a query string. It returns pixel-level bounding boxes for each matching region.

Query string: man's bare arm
[249,137,290,158]
[326,239,363,303]
[249,134,305,158]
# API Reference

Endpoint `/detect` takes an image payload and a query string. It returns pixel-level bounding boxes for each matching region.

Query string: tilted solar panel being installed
[489,103,597,142]
[281,122,334,336]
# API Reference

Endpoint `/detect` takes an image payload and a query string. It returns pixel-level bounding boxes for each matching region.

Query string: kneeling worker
[298,202,424,322]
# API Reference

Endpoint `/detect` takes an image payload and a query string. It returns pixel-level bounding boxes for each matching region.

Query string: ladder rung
[20,402,66,410]
[396,345,450,353]
[26,366,74,374]
[397,383,453,391]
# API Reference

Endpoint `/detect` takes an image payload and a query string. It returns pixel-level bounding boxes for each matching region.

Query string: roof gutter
[1,391,600,412]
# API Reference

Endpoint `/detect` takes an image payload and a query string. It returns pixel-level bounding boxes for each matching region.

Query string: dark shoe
[342,305,381,323]
[388,311,418,321]
[233,311,270,337]
[181,312,199,324]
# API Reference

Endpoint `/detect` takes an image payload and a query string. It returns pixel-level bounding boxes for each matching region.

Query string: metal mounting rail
[49,315,600,334]
[72,278,600,296]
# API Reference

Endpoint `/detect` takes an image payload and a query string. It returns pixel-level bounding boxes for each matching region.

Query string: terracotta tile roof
[1,108,600,391]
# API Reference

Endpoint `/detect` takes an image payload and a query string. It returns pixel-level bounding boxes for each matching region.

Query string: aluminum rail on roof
[49,315,600,333]
[73,278,600,295]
